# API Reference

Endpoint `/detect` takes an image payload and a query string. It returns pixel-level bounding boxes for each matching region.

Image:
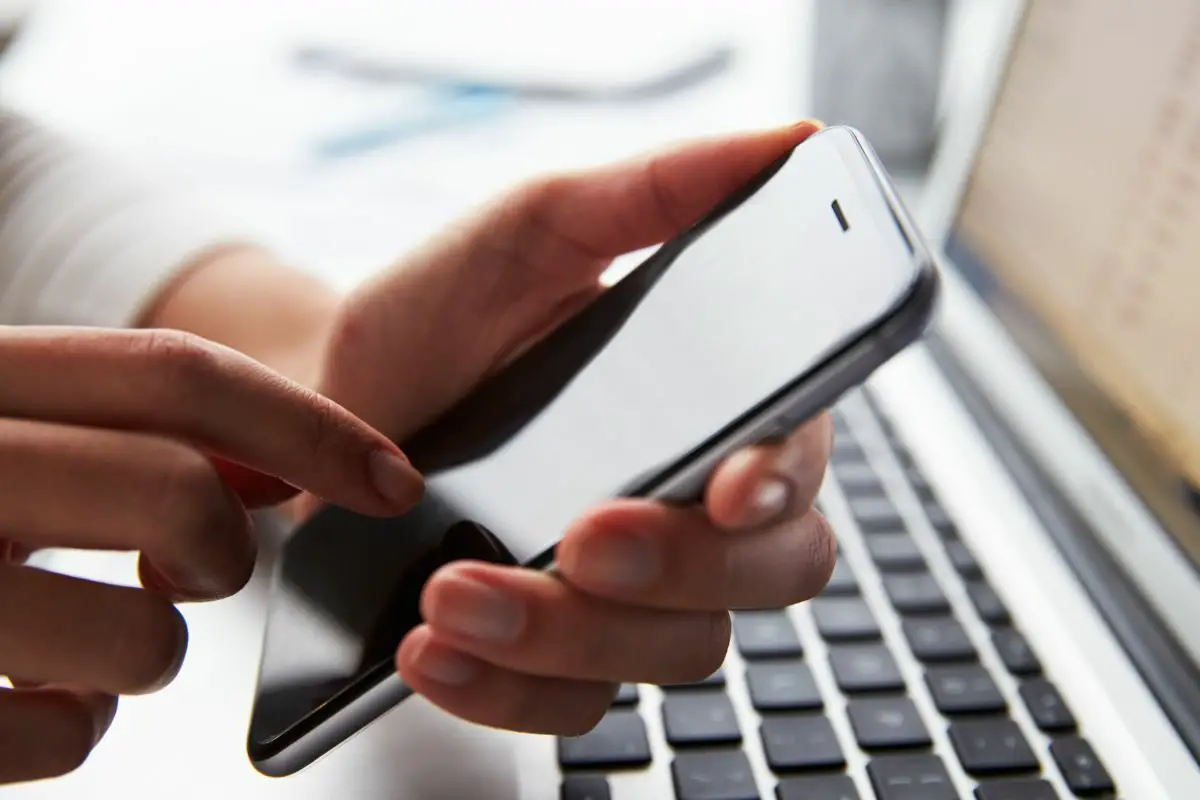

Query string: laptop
[15,1,1200,798]
[546,1,1200,798]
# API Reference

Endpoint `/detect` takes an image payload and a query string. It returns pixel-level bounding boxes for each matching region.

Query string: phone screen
[249,126,929,767]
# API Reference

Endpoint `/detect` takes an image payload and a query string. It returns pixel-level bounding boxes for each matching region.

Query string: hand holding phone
[247,124,938,775]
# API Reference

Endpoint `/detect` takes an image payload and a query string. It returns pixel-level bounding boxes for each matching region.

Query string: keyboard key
[867,534,927,571]
[822,557,859,595]
[830,645,905,693]
[849,496,905,532]
[1019,679,1076,732]
[662,668,726,690]
[992,628,1041,676]
[760,715,845,771]
[561,774,611,800]
[945,539,983,578]
[611,683,639,706]
[903,617,976,662]
[949,718,1039,775]
[662,692,741,747]
[924,504,957,536]
[812,597,881,641]
[1049,737,1115,796]
[776,774,861,800]
[926,665,1006,714]
[847,697,931,749]
[966,580,1012,625]
[835,460,884,495]
[906,467,935,495]
[868,754,956,800]
[673,750,758,800]
[883,573,950,615]
[733,611,802,659]
[557,710,651,769]
[746,661,822,711]
[975,778,1060,799]
[833,436,866,463]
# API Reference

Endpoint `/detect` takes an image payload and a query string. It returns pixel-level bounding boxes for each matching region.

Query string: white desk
[0,1,1003,797]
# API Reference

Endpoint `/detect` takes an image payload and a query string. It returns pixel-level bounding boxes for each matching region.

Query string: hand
[314,120,837,734]
[0,327,422,783]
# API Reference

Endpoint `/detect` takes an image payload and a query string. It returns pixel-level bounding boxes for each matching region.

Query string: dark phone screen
[249,127,924,755]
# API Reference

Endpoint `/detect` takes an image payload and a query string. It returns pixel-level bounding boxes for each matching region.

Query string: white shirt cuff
[0,111,254,328]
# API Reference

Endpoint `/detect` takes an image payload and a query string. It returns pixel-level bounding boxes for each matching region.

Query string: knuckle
[513,171,572,213]
[300,393,340,462]
[109,597,187,693]
[506,173,574,265]
[136,329,225,398]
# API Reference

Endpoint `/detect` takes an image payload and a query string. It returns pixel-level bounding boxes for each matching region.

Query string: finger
[396,625,617,736]
[0,564,188,696]
[705,411,834,530]
[515,119,824,263]
[0,419,254,600]
[417,561,730,685]
[555,500,837,611]
[0,327,422,517]
[0,686,115,784]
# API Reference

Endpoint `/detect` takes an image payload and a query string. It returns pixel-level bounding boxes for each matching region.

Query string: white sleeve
[0,110,253,328]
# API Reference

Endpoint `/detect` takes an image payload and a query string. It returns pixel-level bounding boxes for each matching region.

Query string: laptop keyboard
[555,391,1119,799]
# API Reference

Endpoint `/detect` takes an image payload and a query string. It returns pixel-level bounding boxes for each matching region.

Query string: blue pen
[312,84,513,161]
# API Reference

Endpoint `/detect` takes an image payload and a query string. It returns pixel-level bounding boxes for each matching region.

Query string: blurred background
[0,0,1004,289]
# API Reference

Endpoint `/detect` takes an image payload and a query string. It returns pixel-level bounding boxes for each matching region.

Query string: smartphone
[246,125,939,776]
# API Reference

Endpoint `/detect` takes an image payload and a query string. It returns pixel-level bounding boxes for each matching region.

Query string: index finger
[0,327,423,517]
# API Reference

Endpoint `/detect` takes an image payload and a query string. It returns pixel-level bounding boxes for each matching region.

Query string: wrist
[139,245,342,388]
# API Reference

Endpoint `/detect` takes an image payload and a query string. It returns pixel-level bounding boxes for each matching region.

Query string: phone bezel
[246,125,941,776]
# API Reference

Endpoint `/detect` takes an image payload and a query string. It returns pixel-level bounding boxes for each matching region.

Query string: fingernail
[413,641,480,686]
[794,118,825,131]
[571,531,660,589]
[429,575,524,644]
[742,475,793,528]
[369,449,423,507]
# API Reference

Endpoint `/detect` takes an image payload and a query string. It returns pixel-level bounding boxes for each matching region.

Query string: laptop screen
[943,0,1200,569]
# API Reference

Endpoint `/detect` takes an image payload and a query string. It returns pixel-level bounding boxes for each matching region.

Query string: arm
[0,109,337,385]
